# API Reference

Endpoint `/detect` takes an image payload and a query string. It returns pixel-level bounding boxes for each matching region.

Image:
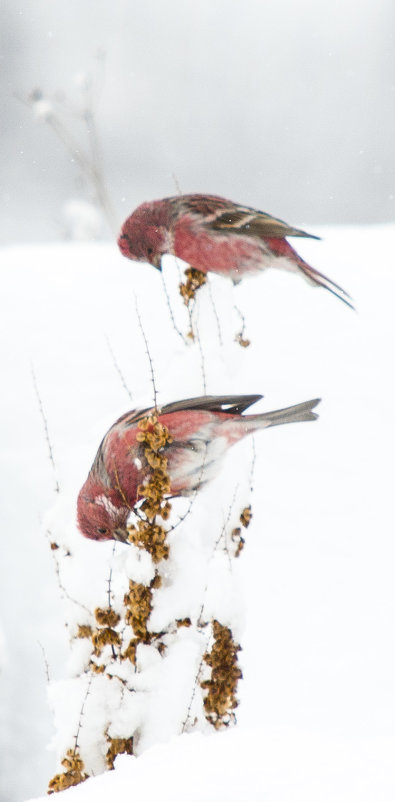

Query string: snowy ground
[0,226,394,801]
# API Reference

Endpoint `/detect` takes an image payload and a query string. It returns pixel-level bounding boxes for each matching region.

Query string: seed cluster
[48,750,88,794]
[231,505,253,557]
[122,574,162,663]
[133,414,173,530]
[121,414,173,666]
[240,505,252,528]
[179,266,207,305]
[105,736,134,770]
[91,607,121,658]
[201,620,242,729]
[235,332,251,348]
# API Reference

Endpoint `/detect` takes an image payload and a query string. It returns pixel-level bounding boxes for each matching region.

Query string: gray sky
[1,0,394,242]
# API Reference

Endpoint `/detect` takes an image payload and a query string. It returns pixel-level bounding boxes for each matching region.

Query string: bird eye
[97,527,108,535]
[147,247,153,256]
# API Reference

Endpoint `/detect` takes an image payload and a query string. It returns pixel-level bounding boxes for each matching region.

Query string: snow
[0,225,394,801]
[26,729,395,802]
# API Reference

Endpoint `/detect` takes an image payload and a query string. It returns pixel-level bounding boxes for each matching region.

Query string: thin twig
[249,437,257,494]
[160,270,189,344]
[38,641,51,684]
[134,296,159,410]
[107,543,118,659]
[46,530,91,616]
[181,625,210,733]
[207,280,224,347]
[193,304,207,395]
[107,545,116,608]
[233,301,250,346]
[73,672,94,754]
[31,364,60,493]
[105,335,133,401]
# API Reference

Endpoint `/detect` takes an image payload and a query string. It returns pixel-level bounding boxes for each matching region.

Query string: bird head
[77,488,130,543]
[118,201,171,269]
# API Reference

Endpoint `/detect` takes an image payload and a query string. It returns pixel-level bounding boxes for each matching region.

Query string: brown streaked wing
[172,194,231,218]
[157,394,263,416]
[111,394,264,431]
[210,206,320,240]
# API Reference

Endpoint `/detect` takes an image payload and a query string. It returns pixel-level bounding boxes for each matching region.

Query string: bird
[77,394,320,543]
[118,194,352,308]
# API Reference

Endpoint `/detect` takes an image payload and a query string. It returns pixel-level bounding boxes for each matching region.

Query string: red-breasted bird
[118,194,352,308]
[77,394,320,542]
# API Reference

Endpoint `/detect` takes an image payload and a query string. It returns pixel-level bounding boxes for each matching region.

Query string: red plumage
[77,394,320,542]
[118,194,352,307]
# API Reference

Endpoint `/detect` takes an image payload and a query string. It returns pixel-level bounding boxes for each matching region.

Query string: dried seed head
[106,737,134,770]
[240,506,252,528]
[76,625,93,639]
[201,620,242,729]
[179,267,207,305]
[48,750,88,794]
[91,627,121,656]
[94,608,121,628]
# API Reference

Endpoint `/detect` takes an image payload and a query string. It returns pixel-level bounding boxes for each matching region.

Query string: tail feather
[251,398,321,429]
[298,260,354,310]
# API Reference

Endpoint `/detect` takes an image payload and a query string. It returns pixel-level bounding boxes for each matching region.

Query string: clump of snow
[1,226,394,800]
[26,728,395,802]
[43,441,253,778]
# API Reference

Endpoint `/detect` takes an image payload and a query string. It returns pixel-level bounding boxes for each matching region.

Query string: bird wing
[113,394,263,429]
[168,194,320,240]
[158,394,263,416]
[209,205,320,240]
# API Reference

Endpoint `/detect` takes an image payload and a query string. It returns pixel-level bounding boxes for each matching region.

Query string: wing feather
[167,194,319,241]
[111,394,263,430]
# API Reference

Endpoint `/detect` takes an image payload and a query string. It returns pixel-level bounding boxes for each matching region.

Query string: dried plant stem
[105,335,133,401]
[196,323,207,395]
[207,280,224,347]
[233,302,251,348]
[160,270,189,345]
[46,530,91,616]
[38,641,51,684]
[31,365,60,493]
[73,673,94,754]
[134,297,159,410]
[181,625,211,733]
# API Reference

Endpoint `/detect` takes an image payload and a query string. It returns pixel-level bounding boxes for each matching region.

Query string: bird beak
[113,527,130,543]
[151,253,162,271]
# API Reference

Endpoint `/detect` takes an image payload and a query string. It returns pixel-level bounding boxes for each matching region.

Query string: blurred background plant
[2,0,394,245]
[17,50,117,239]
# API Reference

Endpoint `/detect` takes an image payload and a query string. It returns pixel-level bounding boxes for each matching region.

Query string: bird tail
[248,398,321,430]
[297,258,354,310]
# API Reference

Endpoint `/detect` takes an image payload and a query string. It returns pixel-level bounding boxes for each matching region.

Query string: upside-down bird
[77,394,320,542]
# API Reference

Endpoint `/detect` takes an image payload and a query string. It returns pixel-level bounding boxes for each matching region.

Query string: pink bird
[118,194,352,308]
[77,394,320,543]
